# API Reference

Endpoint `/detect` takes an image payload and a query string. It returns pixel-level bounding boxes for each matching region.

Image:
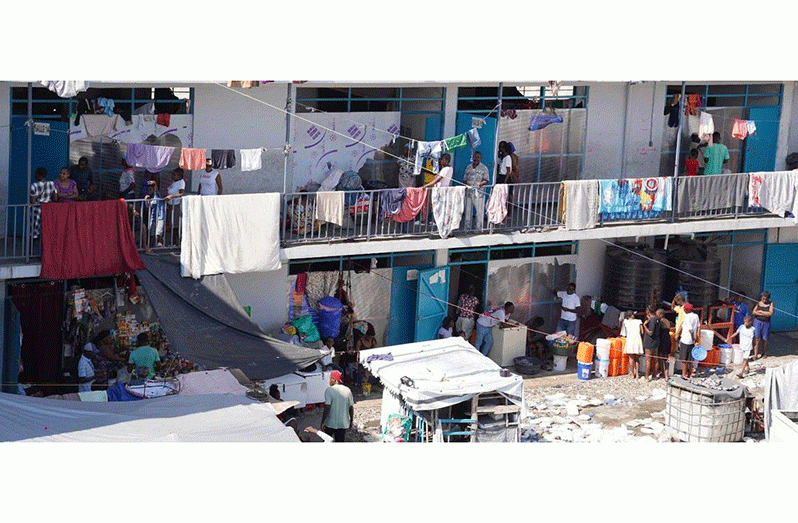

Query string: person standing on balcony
[422,153,453,188]
[29,166,57,239]
[165,168,186,244]
[198,158,223,195]
[703,131,729,175]
[463,151,489,229]
[553,283,580,337]
[55,167,80,202]
[69,157,94,199]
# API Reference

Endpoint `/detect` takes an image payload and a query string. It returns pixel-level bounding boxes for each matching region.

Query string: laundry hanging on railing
[528,113,564,131]
[40,200,146,280]
[432,186,466,238]
[562,180,600,230]
[381,188,406,218]
[392,187,427,223]
[179,148,208,170]
[211,149,237,170]
[180,193,281,279]
[314,191,345,226]
[598,177,673,221]
[125,143,176,173]
[486,184,509,224]
[676,174,746,215]
[749,171,798,222]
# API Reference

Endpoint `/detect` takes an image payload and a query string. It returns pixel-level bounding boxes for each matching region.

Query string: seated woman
[92,330,126,384]
[55,167,79,202]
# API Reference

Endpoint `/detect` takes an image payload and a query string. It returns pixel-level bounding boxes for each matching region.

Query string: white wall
[584,82,625,178]
[191,83,290,194]
[225,266,290,334]
[0,84,9,208]
[787,82,798,165]
[575,239,607,301]
[622,82,667,179]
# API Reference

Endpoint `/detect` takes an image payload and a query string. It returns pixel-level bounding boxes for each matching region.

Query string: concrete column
[776,81,795,171]
[442,85,458,140]
[434,248,448,268]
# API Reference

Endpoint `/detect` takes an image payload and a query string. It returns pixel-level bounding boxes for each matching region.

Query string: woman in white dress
[621,311,644,379]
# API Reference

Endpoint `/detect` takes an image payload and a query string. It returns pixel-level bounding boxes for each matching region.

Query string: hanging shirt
[239,148,263,171]
[211,149,236,170]
[703,143,729,175]
[199,169,221,195]
[698,111,714,140]
[442,134,467,151]
[179,148,208,170]
[413,141,444,175]
[732,119,748,139]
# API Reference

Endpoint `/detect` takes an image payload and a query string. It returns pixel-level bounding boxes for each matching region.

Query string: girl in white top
[438,317,454,339]
[620,311,644,379]
[726,315,755,378]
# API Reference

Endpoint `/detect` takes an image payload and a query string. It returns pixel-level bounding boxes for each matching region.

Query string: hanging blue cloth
[96,97,115,117]
[528,114,564,131]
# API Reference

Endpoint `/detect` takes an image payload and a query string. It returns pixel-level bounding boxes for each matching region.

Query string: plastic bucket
[719,345,733,365]
[699,329,714,349]
[577,361,592,380]
[598,359,609,378]
[732,344,744,365]
[553,355,568,372]
[596,338,611,360]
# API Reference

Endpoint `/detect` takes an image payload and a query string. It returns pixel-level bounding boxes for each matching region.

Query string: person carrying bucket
[726,315,755,378]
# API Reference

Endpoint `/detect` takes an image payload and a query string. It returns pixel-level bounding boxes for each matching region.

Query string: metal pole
[493,82,503,184]
[671,81,686,222]
[283,82,293,194]
[25,82,32,261]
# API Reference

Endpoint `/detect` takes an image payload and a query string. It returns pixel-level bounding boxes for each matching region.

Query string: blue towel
[528,114,564,131]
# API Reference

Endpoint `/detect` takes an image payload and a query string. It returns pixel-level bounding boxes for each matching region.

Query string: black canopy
[136,254,320,381]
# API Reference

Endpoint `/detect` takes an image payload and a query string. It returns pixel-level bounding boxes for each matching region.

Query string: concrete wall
[584,82,626,179]
[575,239,607,301]
[225,266,290,334]
[191,83,290,194]
[0,85,9,208]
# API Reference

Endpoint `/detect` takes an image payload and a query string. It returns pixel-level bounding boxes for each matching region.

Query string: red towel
[40,200,146,280]
[157,113,170,127]
[732,119,748,140]
[392,187,428,223]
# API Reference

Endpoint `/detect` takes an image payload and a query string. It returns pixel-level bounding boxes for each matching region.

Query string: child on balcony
[144,177,165,253]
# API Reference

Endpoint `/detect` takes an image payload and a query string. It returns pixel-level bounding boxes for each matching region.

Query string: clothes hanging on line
[431,186,466,239]
[239,148,263,171]
[179,148,208,170]
[314,191,345,226]
[562,180,599,230]
[211,150,237,170]
[466,128,481,160]
[126,143,176,173]
[598,177,673,221]
[732,119,748,139]
[747,120,757,135]
[664,102,680,128]
[82,114,121,137]
[528,113,564,131]
[443,134,467,151]
[749,171,798,222]
[486,184,509,224]
[698,111,714,142]
[96,98,115,117]
[40,80,89,98]
[685,94,701,116]
[157,114,171,127]
[413,141,444,175]
[392,187,427,223]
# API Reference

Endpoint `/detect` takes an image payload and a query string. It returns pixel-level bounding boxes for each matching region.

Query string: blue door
[762,244,798,332]
[9,118,69,235]
[388,266,431,346]
[415,266,450,342]
[743,106,780,172]
[454,113,497,184]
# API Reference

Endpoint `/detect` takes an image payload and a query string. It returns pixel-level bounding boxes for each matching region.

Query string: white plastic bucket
[596,338,611,360]
[699,329,714,349]
[732,344,744,365]
[598,359,609,378]
[553,355,568,372]
[720,346,733,365]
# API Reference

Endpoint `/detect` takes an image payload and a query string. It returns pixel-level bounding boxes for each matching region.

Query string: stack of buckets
[595,339,611,378]
[576,342,594,380]
[608,338,628,376]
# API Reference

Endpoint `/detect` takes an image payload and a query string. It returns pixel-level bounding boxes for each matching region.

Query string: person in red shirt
[685,148,700,176]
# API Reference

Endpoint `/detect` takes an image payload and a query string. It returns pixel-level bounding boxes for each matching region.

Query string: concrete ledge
[0,263,41,280]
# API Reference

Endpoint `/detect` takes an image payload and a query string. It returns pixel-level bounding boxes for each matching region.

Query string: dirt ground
[295,331,798,442]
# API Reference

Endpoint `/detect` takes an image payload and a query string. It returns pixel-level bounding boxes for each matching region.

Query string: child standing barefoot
[621,311,644,379]
[727,315,755,378]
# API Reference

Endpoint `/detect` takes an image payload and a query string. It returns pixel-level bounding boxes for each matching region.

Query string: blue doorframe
[415,266,450,342]
[388,265,432,346]
[743,106,780,172]
[762,243,798,332]
[454,113,497,184]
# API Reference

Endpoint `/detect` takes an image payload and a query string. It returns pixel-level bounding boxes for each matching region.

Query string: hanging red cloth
[157,113,170,127]
[41,200,146,280]
[685,94,701,116]
[392,188,428,223]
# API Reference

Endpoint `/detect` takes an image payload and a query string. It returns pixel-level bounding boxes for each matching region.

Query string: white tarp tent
[359,337,525,413]
[0,392,299,442]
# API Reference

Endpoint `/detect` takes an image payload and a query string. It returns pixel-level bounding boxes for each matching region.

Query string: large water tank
[602,243,667,312]
[665,241,721,310]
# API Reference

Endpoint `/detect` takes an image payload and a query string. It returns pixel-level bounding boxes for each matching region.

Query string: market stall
[360,337,525,442]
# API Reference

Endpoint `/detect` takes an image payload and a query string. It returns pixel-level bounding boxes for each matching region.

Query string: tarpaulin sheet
[137,253,321,381]
[41,200,146,279]
[765,359,798,440]
[360,337,525,414]
[0,392,298,442]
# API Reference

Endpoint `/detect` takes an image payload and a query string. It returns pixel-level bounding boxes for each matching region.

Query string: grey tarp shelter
[136,253,320,381]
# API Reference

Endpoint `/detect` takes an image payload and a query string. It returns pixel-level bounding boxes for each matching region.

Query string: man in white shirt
[675,302,700,379]
[554,283,580,337]
[422,153,453,188]
[77,343,99,393]
[474,301,515,356]
[497,141,513,184]
[164,168,186,243]
[198,158,223,195]
[463,151,489,229]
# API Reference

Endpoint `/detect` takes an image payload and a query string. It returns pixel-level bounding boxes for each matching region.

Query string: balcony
[0,173,787,270]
